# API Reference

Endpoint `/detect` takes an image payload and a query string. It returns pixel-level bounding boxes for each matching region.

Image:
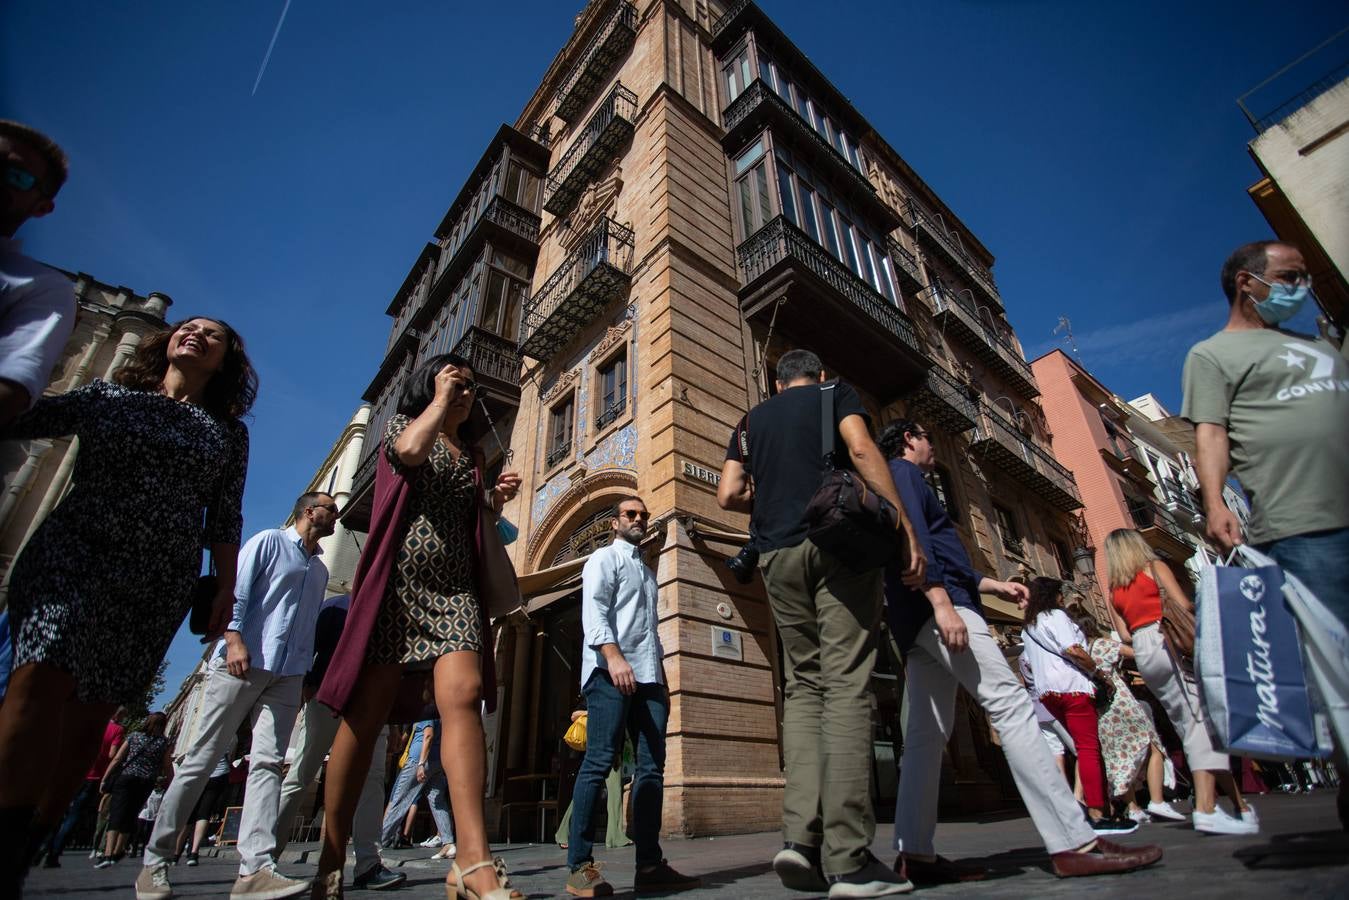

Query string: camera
[725,543,760,584]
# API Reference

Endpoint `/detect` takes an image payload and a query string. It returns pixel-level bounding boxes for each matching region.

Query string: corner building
[343,0,1087,840]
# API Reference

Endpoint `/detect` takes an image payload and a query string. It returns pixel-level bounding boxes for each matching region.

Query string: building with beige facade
[0,271,170,607]
[339,0,1090,839]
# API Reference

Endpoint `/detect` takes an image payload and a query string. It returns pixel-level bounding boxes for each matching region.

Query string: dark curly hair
[113,317,257,420]
[878,418,922,461]
[1023,576,1065,627]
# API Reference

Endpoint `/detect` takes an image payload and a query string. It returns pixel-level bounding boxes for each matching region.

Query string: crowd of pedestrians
[1,115,1346,900]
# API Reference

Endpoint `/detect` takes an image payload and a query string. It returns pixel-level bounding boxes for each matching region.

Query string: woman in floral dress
[1066,606,1175,822]
[0,317,253,892]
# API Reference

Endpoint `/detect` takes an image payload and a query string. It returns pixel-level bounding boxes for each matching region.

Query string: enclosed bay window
[547,396,575,469]
[595,351,628,430]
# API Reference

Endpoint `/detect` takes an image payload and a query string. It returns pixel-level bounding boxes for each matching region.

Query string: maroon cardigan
[316,444,497,722]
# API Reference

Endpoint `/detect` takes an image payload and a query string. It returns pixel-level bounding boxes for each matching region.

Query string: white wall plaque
[710,625,743,662]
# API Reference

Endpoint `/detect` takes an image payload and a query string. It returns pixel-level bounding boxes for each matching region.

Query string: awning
[517,555,589,595]
[980,595,1025,622]
[526,580,582,615]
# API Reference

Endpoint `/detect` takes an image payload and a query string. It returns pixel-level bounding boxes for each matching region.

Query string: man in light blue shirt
[138,492,336,900]
[562,496,699,897]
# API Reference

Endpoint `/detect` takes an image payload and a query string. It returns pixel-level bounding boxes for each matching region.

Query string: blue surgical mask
[1248,275,1311,324]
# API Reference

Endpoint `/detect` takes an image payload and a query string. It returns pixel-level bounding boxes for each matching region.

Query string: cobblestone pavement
[27,791,1348,898]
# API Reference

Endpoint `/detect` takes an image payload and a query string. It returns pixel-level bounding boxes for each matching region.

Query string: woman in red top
[1104,529,1254,835]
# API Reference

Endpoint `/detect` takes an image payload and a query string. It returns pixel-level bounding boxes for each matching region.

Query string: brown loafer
[894,853,988,884]
[1051,839,1163,878]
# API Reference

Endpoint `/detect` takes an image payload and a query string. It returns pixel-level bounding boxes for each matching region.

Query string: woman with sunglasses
[313,353,523,900]
[0,316,252,892]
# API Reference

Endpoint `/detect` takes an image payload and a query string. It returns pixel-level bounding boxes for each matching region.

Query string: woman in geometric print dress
[1066,605,1177,822]
[314,352,523,900]
[0,317,253,890]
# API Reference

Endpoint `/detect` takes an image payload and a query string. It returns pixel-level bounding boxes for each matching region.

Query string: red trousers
[1041,692,1108,812]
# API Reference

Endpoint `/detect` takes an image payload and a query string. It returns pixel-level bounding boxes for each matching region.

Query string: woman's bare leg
[1215,770,1249,814]
[314,665,403,880]
[0,664,78,810]
[434,651,514,898]
[1146,746,1165,805]
[1194,770,1216,813]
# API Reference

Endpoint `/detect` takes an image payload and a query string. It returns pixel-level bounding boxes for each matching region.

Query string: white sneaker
[1239,803,1260,828]
[1193,807,1259,835]
[135,863,173,900]
[418,835,443,848]
[1146,800,1186,821]
[230,865,310,899]
[1127,807,1151,823]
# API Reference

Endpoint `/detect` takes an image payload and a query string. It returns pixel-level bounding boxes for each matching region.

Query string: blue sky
[3,1,1341,703]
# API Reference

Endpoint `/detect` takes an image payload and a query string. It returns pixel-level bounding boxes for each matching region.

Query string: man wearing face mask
[1182,240,1349,630]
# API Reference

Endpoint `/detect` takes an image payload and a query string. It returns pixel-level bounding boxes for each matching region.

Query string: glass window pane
[880,256,897,302]
[860,236,879,288]
[822,116,836,148]
[740,58,751,91]
[840,218,860,274]
[794,86,810,121]
[820,202,842,260]
[725,66,739,102]
[738,177,755,236]
[797,184,819,242]
[735,139,764,173]
[761,56,776,91]
[776,162,797,224]
[754,164,772,227]
[480,271,505,333]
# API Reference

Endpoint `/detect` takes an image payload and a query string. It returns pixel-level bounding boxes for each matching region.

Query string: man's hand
[415,763,428,784]
[900,520,927,588]
[224,631,250,677]
[205,587,234,641]
[1205,505,1244,552]
[602,646,637,696]
[933,604,968,653]
[986,579,1030,606]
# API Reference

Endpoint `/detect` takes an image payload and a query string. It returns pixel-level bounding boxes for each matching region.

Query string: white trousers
[894,607,1096,855]
[275,699,388,877]
[145,656,302,875]
[1133,624,1228,772]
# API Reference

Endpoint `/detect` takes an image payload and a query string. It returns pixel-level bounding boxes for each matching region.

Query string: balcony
[544,83,637,218]
[886,238,924,296]
[735,216,929,399]
[546,440,573,470]
[904,363,977,434]
[1160,478,1204,522]
[923,285,1039,399]
[452,326,521,411]
[426,196,542,326]
[903,199,1002,311]
[1099,439,1150,481]
[554,1,638,123]
[342,448,380,533]
[710,0,752,48]
[520,217,635,362]
[1129,501,1193,561]
[595,398,626,430]
[722,79,900,231]
[970,403,1082,511]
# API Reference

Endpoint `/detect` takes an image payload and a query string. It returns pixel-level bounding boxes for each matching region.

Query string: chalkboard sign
[216,806,244,846]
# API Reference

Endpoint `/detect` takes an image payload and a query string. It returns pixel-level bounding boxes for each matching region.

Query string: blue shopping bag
[1194,548,1330,760]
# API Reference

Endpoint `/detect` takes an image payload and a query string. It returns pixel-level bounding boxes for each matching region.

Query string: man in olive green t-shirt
[1181,240,1349,633]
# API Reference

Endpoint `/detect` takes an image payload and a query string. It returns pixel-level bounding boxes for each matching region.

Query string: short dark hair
[878,419,921,461]
[612,495,646,518]
[775,349,823,385]
[293,491,333,519]
[1220,241,1294,303]
[0,120,69,196]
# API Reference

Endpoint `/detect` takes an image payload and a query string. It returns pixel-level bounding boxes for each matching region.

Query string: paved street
[28,792,1347,898]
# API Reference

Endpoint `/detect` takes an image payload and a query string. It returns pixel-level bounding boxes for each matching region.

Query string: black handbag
[188,552,217,636]
[802,382,908,571]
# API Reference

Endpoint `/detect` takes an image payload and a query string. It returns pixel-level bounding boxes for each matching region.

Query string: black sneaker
[634,859,701,893]
[826,853,913,898]
[773,842,827,892]
[353,863,407,890]
[1089,815,1139,835]
[185,852,199,867]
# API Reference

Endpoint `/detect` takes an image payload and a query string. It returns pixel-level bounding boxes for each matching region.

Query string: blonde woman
[1103,529,1255,835]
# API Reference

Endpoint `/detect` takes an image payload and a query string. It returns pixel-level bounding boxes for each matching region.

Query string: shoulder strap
[820,382,836,467]
[1147,562,1168,601]
[1023,619,1069,662]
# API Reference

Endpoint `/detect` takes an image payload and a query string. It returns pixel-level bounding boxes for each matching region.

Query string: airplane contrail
[251,0,293,96]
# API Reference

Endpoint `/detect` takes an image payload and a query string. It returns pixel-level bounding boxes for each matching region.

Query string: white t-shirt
[1022,609,1094,698]
[0,237,76,408]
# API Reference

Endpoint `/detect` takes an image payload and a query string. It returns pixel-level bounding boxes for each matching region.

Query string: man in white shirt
[136,492,337,900]
[0,120,75,426]
[562,496,699,898]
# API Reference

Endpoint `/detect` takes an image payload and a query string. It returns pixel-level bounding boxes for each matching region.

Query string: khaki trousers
[760,539,883,876]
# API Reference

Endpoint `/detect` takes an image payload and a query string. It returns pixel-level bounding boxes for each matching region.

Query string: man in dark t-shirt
[718,349,924,897]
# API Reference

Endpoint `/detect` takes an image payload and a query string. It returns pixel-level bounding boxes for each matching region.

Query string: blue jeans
[567,671,668,870]
[1259,527,1349,630]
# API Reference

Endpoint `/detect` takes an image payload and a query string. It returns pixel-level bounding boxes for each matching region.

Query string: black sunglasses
[619,510,649,520]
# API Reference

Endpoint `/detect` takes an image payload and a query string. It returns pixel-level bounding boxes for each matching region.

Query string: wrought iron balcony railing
[711,0,752,41]
[554,1,638,123]
[971,402,1082,511]
[520,217,635,361]
[886,237,924,296]
[426,196,542,324]
[595,399,626,430]
[905,363,978,433]
[544,83,638,218]
[1129,501,1190,546]
[737,216,921,355]
[923,284,1039,398]
[903,199,1001,310]
[722,80,897,229]
[451,326,522,394]
[546,440,573,470]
